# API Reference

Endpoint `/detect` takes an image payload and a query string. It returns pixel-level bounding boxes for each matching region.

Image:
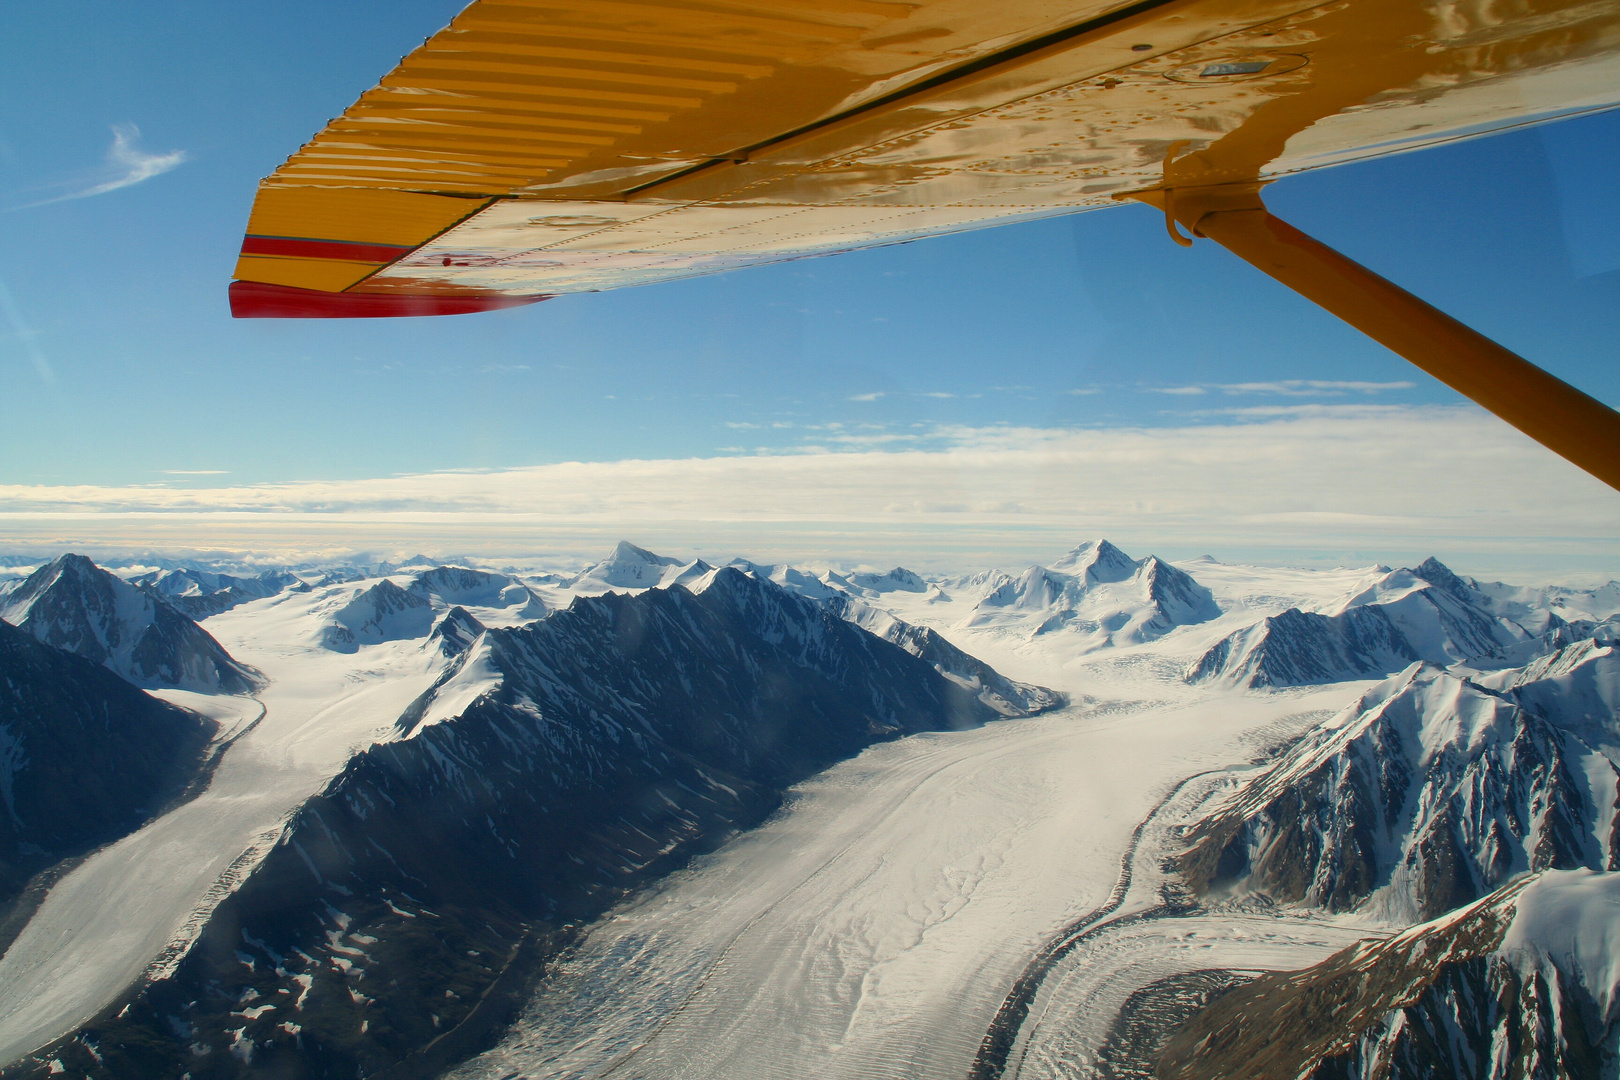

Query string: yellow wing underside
[231,0,1620,310]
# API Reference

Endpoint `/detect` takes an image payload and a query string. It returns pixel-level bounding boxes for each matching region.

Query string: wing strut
[1132,183,1620,493]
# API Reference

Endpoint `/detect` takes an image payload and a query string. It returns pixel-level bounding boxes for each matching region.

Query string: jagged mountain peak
[1192,554,1535,689]
[428,606,486,658]
[0,553,259,694]
[320,579,434,652]
[1049,538,1137,583]
[957,540,1218,650]
[1410,555,1473,600]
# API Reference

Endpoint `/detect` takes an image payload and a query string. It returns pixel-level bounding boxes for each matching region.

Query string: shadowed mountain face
[1179,646,1620,923]
[1159,870,1620,1080]
[29,569,1060,1080]
[0,555,260,694]
[0,621,216,916]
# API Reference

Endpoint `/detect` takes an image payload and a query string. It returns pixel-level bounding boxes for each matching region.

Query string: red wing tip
[230,281,548,319]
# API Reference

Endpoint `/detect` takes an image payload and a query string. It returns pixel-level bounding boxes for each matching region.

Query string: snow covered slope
[1160,869,1620,1080]
[319,565,546,650]
[407,564,545,623]
[0,621,215,913]
[0,555,260,694]
[1188,557,1540,688]
[1179,646,1620,922]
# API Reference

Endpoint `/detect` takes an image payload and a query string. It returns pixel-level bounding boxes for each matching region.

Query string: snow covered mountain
[1188,557,1539,688]
[0,555,260,694]
[29,568,1058,1079]
[1179,642,1620,923]
[944,539,1220,649]
[128,567,302,620]
[569,540,713,591]
[0,620,215,920]
[319,566,545,650]
[407,565,545,621]
[1160,869,1620,1080]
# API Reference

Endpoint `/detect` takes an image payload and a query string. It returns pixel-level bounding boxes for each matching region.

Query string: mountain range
[1,541,1616,1080]
[942,539,1221,649]
[1188,558,1555,688]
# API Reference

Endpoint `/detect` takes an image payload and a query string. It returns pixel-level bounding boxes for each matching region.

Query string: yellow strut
[1132,184,1620,494]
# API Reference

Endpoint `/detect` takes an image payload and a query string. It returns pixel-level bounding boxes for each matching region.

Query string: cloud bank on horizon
[2,406,1616,574]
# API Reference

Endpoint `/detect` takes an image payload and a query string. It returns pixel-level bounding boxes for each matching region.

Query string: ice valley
[0,542,1616,1079]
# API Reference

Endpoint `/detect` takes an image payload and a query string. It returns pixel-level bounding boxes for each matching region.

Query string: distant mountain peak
[571,542,711,591]
[610,540,675,565]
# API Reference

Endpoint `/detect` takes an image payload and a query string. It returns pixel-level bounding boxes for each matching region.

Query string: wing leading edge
[231,0,1620,313]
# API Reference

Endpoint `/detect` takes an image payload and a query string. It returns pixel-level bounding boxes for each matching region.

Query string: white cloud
[1147,385,1207,396]
[1215,379,1416,396]
[2,407,1616,571]
[849,392,885,402]
[17,125,187,208]
[162,470,229,475]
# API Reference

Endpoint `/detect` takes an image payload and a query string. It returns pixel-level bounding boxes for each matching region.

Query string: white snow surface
[1499,868,1620,1026]
[0,581,459,1067]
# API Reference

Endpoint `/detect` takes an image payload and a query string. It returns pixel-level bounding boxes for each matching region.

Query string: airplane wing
[230,0,1620,315]
[228,0,1620,493]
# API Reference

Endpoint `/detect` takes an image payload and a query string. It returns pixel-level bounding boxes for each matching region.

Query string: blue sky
[2,2,1619,573]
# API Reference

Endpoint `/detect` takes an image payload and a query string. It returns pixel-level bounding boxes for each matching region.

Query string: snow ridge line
[967,767,1227,1080]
